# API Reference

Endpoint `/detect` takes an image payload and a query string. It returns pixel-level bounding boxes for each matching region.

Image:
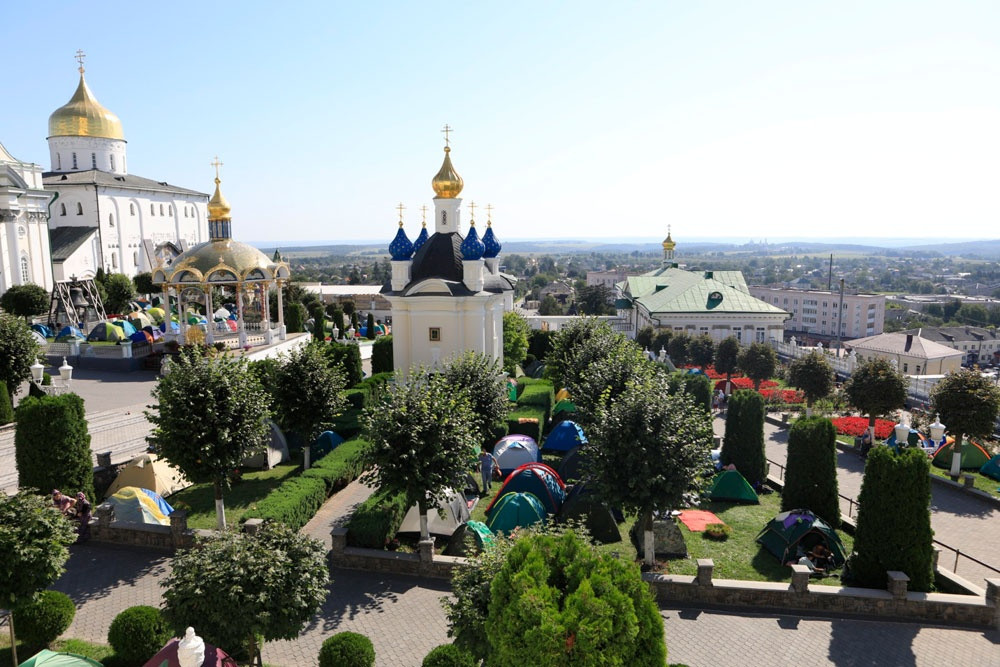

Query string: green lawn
[0,637,278,666]
[927,464,1000,499]
[168,462,301,530]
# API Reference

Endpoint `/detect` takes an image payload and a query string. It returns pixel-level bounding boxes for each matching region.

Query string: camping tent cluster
[756,509,847,567]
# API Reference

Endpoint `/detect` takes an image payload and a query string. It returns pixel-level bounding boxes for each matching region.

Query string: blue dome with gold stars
[413,223,429,252]
[460,223,485,260]
[389,223,414,260]
[482,221,501,259]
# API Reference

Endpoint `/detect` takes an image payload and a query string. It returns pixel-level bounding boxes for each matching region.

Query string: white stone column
[237,286,247,348]
[276,281,286,340]
[205,287,215,345]
[263,282,273,344]
[178,289,187,345]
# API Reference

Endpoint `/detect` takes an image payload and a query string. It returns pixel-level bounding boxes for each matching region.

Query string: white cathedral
[0,53,208,296]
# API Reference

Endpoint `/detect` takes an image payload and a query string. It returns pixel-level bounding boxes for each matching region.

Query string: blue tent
[313,430,345,458]
[486,462,565,515]
[31,323,53,338]
[160,320,180,333]
[55,325,85,342]
[111,320,138,336]
[543,420,587,452]
[981,454,1000,482]
[485,492,546,534]
[492,436,540,475]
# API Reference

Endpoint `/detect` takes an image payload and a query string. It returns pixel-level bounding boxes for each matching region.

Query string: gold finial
[207,157,232,222]
[431,128,463,198]
[485,204,494,226]
[441,124,452,149]
[75,49,86,73]
[420,205,428,227]
[396,202,406,227]
[467,201,477,223]
[211,156,223,182]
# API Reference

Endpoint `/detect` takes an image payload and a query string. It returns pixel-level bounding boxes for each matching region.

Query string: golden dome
[662,227,676,250]
[160,238,280,284]
[48,72,125,140]
[208,177,232,221]
[431,146,463,198]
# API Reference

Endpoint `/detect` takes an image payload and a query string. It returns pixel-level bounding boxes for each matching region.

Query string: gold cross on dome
[485,204,494,221]
[420,205,428,224]
[211,156,223,179]
[441,124,453,147]
[75,49,86,73]
[467,201,477,221]
[395,202,406,223]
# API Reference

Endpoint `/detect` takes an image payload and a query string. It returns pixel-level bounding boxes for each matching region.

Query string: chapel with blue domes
[382,129,515,376]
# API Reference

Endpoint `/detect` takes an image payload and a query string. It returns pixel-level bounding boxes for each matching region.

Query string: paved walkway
[713,413,1000,589]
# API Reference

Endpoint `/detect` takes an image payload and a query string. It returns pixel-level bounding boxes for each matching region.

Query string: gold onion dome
[662,228,676,251]
[208,177,232,221]
[431,146,463,198]
[48,71,125,140]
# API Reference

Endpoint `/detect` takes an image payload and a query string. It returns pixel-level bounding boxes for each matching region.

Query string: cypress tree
[850,447,934,592]
[14,393,94,500]
[366,313,376,340]
[721,389,766,487]
[782,416,840,525]
[0,380,13,425]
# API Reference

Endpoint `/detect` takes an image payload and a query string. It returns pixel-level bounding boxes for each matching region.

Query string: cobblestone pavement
[713,414,1000,589]
[662,605,1000,667]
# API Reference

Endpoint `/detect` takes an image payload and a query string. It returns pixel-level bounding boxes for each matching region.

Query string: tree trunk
[214,480,227,532]
[643,510,655,567]
[805,399,813,418]
[9,613,18,667]
[725,376,732,398]
[419,500,430,542]
[950,433,964,478]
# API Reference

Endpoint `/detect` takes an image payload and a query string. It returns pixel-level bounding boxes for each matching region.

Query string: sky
[2,1,999,244]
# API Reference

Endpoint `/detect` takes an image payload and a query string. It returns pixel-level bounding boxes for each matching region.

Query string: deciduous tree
[0,313,40,396]
[687,333,715,370]
[787,350,834,416]
[102,273,136,314]
[737,342,777,391]
[501,311,529,373]
[442,352,509,446]
[844,357,907,447]
[930,368,1000,477]
[714,336,740,394]
[273,342,347,445]
[0,283,50,322]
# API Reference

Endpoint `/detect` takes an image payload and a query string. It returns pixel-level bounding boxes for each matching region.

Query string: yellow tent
[104,453,190,499]
[555,388,571,402]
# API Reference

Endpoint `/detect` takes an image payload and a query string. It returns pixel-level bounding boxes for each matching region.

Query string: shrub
[516,380,554,422]
[0,380,12,425]
[831,416,895,440]
[850,447,934,592]
[300,438,369,493]
[423,643,476,667]
[346,489,409,549]
[14,393,94,500]
[527,329,555,363]
[244,475,327,531]
[372,335,393,373]
[107,605,172,664]
[319,632,375,667]
[366,313,376,340]
[667,371,712,413]
[720,389,766,487]
[41,373,52,386]
[702,523,731,541]
[285,302,307,334]
[330,408,363,439]
[505,406,544,444]
[782,417,840,525]
[325,342,363,387]
[13,590,76,648]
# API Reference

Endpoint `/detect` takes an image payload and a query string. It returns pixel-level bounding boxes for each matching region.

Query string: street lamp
[929,414,946,444]
[59,357,73,386]
[30,360,45,384]
[894,415,911,446]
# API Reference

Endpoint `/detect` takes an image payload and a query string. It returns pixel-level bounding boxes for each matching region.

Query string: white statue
[177,627,205,667]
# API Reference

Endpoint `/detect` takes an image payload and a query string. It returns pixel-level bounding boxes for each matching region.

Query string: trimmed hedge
[720,389,767,487]
[423,644,476,667]
[325,342,363,387]
[346,489,409,549]
[506,406,545,444]
[245,439,369,530]
[319,632,375,667]
[0,380,12,425]
[782,417,840,525]
[344,373,392,410]
[14,392,94,501]
[372,335,393,374]
[516,380,554,423]
[107,605,172,664]
[13,590,75,649]
[330,408,363,439]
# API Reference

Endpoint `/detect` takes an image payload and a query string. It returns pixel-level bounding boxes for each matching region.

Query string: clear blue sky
[3,1,998,243]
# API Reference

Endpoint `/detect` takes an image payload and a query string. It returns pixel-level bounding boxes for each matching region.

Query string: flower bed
[831,416,895,440]
[760,389,805,404]
[714,378,778,392]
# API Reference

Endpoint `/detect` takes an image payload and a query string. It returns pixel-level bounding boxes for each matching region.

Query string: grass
[927,464,1000,499]
[168,462,301,530]
[0,637,119,666]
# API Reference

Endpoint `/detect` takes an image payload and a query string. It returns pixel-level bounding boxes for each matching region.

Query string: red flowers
[760,389,805,404]
[714,378,778,392]
[831,416,895,439]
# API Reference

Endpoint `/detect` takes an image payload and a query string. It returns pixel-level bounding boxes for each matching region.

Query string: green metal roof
[623,267,787,316]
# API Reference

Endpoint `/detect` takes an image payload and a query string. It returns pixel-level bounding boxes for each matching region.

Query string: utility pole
[828,254,833,291]
[836,277,845,355]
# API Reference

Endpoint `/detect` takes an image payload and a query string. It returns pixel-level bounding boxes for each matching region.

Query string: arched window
[160,204,164,215]
[168,205,172,215]
[57,153,62,170]
[20,256,29,283]
[60,203,66,216]
[129,203,135,215]
[111,254,118,269]
[133,251,139,267]
[110,154,116,171]
[72,153,78,169]
[184,207,188,218]
[91,153,97,169]
[109,214,114,227]
[76,202,83,215]
[151,203,155,215]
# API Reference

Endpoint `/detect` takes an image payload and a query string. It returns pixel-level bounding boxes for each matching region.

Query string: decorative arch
[151,269,168,284]
[206,268,239,283]
[76,202,83,215]
[242,267,271,282]
[20,254,30,283]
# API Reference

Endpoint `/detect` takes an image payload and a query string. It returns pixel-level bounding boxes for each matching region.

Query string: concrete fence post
[696,559,714,587]
[790,564,812,593]
[984,579,1000,630]
[95,452,112,468]
[169,510,188,548]
[330,527,348,555]
[887,571,910,600]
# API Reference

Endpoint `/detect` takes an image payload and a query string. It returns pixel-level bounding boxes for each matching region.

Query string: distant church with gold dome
[383,128,515,376]
[42,52,209,283]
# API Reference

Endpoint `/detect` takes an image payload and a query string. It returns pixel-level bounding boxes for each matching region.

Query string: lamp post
[29,358,73,395]
[894,414,911,447]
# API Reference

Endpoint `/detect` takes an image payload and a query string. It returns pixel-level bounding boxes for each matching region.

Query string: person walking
[478,447,496,497]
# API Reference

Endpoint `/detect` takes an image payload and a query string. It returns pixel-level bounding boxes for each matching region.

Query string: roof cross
[467,201,477,221]
[211,156,223,180]
[75,49,86,73]
[441,124,452,147]
[420,205,428,225]
[485,203,494,223]
[396,202,406,223]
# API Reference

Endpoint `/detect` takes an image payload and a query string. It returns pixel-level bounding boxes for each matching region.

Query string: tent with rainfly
[31,323,53,338]
[543,420,587,452]
[147,306,166,323]
[931,439,992,471]
[557,446,588,484]
[492,435,540,475]
[55,325,85,341]
[708,469,759,503]
[556,482,621,544]
[18,650,103,667]
[486,462,566,515]
[111,319,138,336]
[756,509,847,567]
[102,486,174,525]
[485,492,546,534]
[399,487,471,537]
[87,322,128,342]
[981,454,1000,482]
[105,453,190,498]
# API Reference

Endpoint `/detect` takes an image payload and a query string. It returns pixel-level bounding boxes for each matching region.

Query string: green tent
[556,483,621,544]
[980,454,1000,482]
[708,469,759,504]
[931,439,991,471]
[19,650,103,667]
[86,322,127,342]
[443,520,495,556]
[553,399,577,415]
[486,492,546,534]
[756,509,847,567]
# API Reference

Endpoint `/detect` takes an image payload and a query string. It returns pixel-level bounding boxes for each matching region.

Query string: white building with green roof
[616,232,789,344]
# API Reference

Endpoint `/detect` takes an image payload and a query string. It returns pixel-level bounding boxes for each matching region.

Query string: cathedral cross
[75,49,86,73]
[396,202,406,223]
[420,205,428,224]
[441,124,452,147]
[467,201,477,221]
[485,204,494,222]
[211,156,223,179]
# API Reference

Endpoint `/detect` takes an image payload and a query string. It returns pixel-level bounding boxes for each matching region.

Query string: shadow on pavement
[51,542,170,603]
[828,617,917,667]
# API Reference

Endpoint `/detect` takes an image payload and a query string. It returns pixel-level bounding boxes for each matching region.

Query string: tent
[493,435,540,475]
[553,399,577,416]
[147,307,166,323]
[242,421,290,469]
[756,509,847,567]
[19,650,103,667]
[30,330,48,347]
[931,439,991,470]
[555,388,571,402]
[102,486,174,525]
[981,454,1000,482]
[160,320,180,333]
[128,311,154,328]
[312,430,344,458]
[399,487,471,536]
[557,446,588,483]
[31,323,53,338]
[130,330,154,344]
[487,462,565,515]
[143,325,164,341]
[55,325,85,342]
[556,482,621,544]
[444,520,495,556]
[105,453,190,498]
[213,306,231,319]
[485,492,546,534]
[87,322,127,342]
[111,319,138,336]
[543,420,587,452]
[708,470,760,503]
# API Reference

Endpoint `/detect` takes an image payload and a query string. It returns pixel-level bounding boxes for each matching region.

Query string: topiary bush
[318,631,375,667]
[505,406,544,444]
[720,389,766,487]
[0,379,13,425]
[372,335,393,374]
[782,416,840,525]
[14,392,94,500]
[107,605,172,664]
[346,489,409,549]
[422,643,476,667]
[324,342,363,387]
[516,380,554,422]
[13,590,76,649]
[667,371,712,413]
[849,446,934,592]
[702,523,731,541]
[285,302,307,334]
